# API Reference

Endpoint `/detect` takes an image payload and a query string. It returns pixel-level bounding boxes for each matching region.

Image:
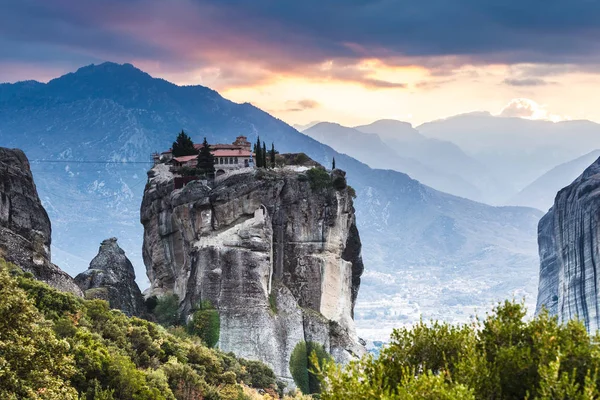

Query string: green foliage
[289,341,332,395]
[270,143,276,168]
[153,294,181,327]
[294,153,310,165]
[268,291,278,314]
[332,157,335,170]
[347,185,357,199]
[0,260,278,399]
[0,260,78,399]
[238,359,277,389]
[172,130,197,157]
[306,167,332,190]
[262,142,267,169]
[255,137,263,168]
[187,300,220,348]
[197,137,215,176]
[318,300,600,400]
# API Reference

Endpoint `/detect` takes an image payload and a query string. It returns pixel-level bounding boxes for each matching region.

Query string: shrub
[239,359,277,389]
[347,185,357,199]
[306,168,331,190]
[153,294,181,327]
[289,341,332,395]
[187,300,220,348]
[317,301,600,400]
[294,153,310,165]
[0,260,278,399]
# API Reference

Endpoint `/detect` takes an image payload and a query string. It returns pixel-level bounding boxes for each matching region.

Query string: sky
[1,0,600,126]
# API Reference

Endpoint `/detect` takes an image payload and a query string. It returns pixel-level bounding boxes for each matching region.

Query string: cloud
[498,98,567,122]
[283,99,321,112]
[502,78,556,86]
[1,0,600,87]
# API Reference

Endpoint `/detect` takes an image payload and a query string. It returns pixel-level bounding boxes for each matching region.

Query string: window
[225,157,229,164]
[235,157,238,164]
[220,158,223,164]
[230,157,234,164]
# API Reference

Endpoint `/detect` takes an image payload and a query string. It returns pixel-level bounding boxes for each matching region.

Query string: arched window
[230,157,234,164]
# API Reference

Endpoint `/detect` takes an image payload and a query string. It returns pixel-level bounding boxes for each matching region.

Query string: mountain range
[0,62,544,339]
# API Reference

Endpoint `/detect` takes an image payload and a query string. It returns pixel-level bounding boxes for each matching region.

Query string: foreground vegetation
[0,259,290,400]
[318,301,600,399]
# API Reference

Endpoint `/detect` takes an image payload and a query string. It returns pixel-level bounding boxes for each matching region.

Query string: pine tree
[255,137,262,168]
[270,143,276,168]
[172,130,197,157]
[197,137,215,176]
[262,142,267,169]
[332,157,336,170]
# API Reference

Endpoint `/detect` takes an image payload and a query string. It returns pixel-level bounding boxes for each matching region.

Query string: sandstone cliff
[0,147,81,295]
[141,164,365,383]
[75,238,145,316]
[536,157,600,331]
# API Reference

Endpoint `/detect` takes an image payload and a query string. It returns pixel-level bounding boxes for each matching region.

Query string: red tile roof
[173,155,198,163]
[213,149,252,157]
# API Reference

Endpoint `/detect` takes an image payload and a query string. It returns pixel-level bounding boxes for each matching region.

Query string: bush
[0,259,278,399]
[239,359,277,389]
[153,294,181,327]
[187,300,220,348]
[294,153,310,165]
[289,341,332,395]
[347,185,357,199]
[317,301,600,400]
[306,168,332,190]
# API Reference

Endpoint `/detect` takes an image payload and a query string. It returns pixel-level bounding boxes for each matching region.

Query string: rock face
[536,157,600,331]
[141,164,365,384]
[0,147,81,295]
[75,238,145,316]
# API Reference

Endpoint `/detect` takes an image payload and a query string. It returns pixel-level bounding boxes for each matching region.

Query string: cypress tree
[172,130,197,157]
[197,137,215,176]
[332,157,336,170]
[270,143,276,168]
[255,137,262,168]
[262,142,267,169]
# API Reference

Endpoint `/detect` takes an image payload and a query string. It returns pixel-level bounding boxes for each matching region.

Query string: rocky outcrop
[536,157,600,331]
[141,164,365,384]
[0,147,81,295]
[75,238,145,316]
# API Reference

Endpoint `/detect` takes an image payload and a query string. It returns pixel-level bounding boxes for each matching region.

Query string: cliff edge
[536,156,600,331]
[0,147,81,295]
[141,164,365,383]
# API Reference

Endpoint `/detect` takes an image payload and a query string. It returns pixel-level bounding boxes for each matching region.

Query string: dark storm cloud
[1,0,600,84]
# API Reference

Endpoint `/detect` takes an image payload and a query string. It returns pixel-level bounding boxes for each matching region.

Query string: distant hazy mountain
[509,150,600,211]
[417,113,600,201]
[354,120,508,204]
[293,121,321,131]
[304,122,482,200]
[0,63,541,338]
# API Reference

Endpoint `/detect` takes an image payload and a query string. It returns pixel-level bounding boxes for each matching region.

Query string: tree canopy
[317,301,600,400]
[196,137,215,176]
[171,130,197,157]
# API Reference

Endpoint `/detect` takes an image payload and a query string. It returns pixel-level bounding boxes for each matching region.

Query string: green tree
[270,143,276,168]
[187,301,220,348]
[153,294,180,327]
[172,130,197,157]
[332,157,336,170]
[0,261,78,399]
[255,137,262,168]
[317,301,600,400]
[197,137,215,177]
[289,341,332,395]
[262,142,267,169]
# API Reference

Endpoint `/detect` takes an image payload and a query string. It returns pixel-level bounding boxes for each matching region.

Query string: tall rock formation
[75,238,146,316]
[536,156,600,331]
[141,164,365,384]
[0,147,81,295]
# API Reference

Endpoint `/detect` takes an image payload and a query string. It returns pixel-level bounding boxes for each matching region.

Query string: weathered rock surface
[75,238,145,316]
[0,147,81,295]
[536,156,600,331]
[141,164,365,384]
